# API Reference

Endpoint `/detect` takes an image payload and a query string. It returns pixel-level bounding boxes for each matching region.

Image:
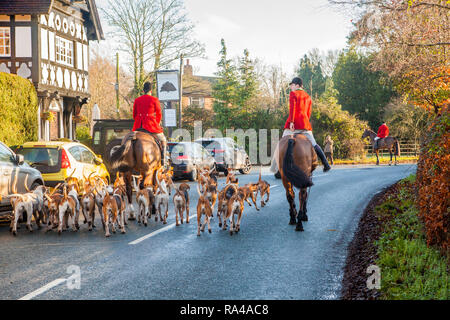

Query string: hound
[216,183,239,228]
[196,183,213,236]
[173,183,190,226]
[81,190,96,231]
[224,186,245,235]
[57,185,78,234]
[155,173,169,224]
[226,170,239,184]
[256,166,270,207]
[9,178,47,235]
[9,194,34,236]
[44,192,63,232]
[238,183,260,211]
[134,177,155,227]
[101,188,126,237]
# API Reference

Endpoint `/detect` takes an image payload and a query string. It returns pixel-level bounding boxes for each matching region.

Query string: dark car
[168,142,215,181]
[91,119,134,170]
[195,137,251,175]
[0,141,45,218]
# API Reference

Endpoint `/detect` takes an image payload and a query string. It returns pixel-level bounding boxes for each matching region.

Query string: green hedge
[0,72,38,147]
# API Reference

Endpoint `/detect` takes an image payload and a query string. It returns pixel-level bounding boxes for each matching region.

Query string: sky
[94,0,353,77]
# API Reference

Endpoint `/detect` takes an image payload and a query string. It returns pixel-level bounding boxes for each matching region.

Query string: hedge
[0,72,38,147]
[416,105,449,252]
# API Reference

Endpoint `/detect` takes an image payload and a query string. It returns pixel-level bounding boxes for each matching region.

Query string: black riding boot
[314,145,331,172]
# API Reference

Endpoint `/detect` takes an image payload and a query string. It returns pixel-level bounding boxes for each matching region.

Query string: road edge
[339,181,401,300]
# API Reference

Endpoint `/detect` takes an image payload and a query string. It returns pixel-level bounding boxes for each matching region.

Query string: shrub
[76,125,92,148]
[416,105,449,252]
[311,99,368,159]
[0,72,38,146]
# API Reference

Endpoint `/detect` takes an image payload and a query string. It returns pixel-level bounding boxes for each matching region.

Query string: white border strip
[19,278,66,300]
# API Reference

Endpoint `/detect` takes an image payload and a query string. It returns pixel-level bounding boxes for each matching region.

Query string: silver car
[195,137,252,175]
[0,141,44,217]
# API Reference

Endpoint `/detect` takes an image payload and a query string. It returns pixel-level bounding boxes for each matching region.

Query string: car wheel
[188,166,197,182]
[239,158,252,174]
[30,181,42,191]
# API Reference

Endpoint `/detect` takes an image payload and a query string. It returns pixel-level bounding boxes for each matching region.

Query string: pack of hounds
[4,167,270,237]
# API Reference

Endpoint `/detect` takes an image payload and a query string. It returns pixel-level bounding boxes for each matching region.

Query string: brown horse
[110,131,162,220]
[278,134,318,232]
[362,129,400,166]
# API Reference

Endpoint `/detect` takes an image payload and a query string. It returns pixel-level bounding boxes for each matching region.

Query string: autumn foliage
[416,105,449,252]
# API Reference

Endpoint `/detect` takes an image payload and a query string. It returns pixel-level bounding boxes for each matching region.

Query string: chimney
[184,59,193,77]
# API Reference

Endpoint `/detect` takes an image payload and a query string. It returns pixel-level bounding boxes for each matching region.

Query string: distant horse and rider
[362,122,400,166]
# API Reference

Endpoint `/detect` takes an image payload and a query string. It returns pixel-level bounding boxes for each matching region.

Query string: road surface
[0,164,416,300]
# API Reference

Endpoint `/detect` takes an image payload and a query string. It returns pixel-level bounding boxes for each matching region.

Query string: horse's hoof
[301,215,308,222]
[289,218,296,225]
[208,229,212,234]
[219,223,222,227]
[128,217,136,221]
[12,231,17,236]
[295,224,304,232]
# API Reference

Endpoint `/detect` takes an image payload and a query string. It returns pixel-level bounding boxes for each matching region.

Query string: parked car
[0,141,44,217]
[195,137,251,175]
[168,142,216,181]
[15,141,110,189]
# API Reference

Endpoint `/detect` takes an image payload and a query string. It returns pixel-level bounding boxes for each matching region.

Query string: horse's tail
[394,138,400,156]
[110,138,134,171]
[282,139,313,189]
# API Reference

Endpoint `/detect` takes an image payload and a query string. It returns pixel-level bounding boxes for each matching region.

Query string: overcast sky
[94,0,353,77]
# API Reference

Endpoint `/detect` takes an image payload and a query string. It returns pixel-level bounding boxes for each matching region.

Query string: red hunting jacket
[284,89,313,131]
[377,124,389,139]
[132,94,163,134]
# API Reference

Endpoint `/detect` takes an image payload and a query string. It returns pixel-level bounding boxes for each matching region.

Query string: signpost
[156,70,180,137]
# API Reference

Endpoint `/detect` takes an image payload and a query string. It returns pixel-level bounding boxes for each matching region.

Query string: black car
[168,142,216,181]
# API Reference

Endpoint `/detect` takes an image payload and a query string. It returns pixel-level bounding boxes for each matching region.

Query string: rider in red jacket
[132,82,167,167]
[271,77,330,175]
[374,122,389,149]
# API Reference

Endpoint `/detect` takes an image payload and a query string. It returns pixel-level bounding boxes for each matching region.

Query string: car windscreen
[105,128,131,145]
[199,140,222,152]
[17,147,61,174]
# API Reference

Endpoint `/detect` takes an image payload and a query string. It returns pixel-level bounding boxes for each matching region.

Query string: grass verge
[374,175,449,300]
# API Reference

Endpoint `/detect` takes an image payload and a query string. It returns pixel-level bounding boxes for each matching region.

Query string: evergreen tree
[332,48,395,129]
[295,54,326,98]
[212,39,239,131]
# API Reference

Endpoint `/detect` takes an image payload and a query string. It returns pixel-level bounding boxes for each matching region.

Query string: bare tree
[328,0,450,111]
[102,0,205,96]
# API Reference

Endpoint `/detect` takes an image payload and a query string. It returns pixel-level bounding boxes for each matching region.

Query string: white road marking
[19,278,67,300]
[128,214,197,245]
[130,185,280,245]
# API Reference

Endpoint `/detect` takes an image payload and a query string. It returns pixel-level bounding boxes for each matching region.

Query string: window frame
[0,27,11,57]
[55,35,74,67]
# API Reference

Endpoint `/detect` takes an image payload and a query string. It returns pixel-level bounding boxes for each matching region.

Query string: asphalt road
[0,164,416,300]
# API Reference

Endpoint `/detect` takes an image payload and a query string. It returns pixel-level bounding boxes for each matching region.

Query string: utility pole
[179,54,184,129]
[115,52,120,119]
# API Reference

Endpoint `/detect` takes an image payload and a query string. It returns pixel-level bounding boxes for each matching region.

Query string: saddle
[128,130,163,153]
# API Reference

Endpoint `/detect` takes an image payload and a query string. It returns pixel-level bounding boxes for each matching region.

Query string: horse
[278,134,318,232]
[361,129,400,166]
[109,131,162,220]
